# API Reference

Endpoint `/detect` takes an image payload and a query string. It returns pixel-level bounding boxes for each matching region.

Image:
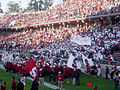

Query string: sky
[0,0,63,12]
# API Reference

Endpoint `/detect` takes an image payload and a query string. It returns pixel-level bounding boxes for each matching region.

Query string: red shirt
[56,74,64,81]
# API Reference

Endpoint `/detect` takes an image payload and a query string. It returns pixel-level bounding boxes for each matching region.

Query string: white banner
[82,54,93,67]
[71,35,91,45]
[67,54,81,69]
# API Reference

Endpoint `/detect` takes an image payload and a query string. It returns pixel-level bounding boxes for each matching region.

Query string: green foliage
[0,8,3,13]
[63,0,68,2]
[27,0,53,12]
[42,0,53,10]
[27,0,41,12]
[7,1,20,13]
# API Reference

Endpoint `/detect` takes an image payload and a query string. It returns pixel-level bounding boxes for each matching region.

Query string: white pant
[97,69,101,76]
[39,77,44,87]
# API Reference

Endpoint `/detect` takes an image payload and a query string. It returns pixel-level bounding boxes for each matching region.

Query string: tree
[63,0,67,2]
[42,0,53,10]
[27,0,53,12]
[7,1,20,13]
[27,0,43,12]
[0,8,3,13]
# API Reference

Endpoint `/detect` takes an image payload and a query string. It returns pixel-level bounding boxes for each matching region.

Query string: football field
[0,68,116,90]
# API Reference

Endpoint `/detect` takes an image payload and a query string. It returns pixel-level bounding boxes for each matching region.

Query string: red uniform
[56,74,64,81]
[67,67,72,75]
[11,80,16,90]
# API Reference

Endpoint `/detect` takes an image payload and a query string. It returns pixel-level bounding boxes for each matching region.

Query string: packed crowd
[0,0,120,89]
[0,22,120,63]
[0,20,120,90]
[0,0,120,27]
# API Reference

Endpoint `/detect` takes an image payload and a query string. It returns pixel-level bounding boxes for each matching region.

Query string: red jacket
[67,67,72,74]
[56,74,64,81]
[11,80,16,90]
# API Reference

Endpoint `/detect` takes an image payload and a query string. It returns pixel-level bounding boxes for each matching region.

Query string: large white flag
[82,54,94,67]
[77,61,81,69]
[67,54,81,69]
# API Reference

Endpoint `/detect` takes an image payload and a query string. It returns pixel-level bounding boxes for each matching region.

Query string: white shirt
[21,76,26,85]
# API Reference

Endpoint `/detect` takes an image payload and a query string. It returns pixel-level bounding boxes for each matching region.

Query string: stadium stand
[0,21,120,64]
[0,0,120,27]
[0,0,120,89]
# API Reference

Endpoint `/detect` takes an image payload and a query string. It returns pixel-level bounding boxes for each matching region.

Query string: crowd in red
[0,0,120,27]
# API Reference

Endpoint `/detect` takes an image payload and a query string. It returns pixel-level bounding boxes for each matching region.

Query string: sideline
[0,64,64,90]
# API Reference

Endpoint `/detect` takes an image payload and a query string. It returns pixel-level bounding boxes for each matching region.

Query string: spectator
[72,69,77,85]
[17,79,24,90]
[76,69,81,86]
[30,78,38,90]
[11,77,16,90]
[63,66,69,84]
[49,68,54,82]
[0,54,2,61]
[113,72,119,89]
[20,75,26,90]
[56,71,64,90]
[105,66,109,79]
[97,64,101,76]
[0,81,6,90]
[94,86,98,90]
[39,68,44,87]
[118,74,120,90]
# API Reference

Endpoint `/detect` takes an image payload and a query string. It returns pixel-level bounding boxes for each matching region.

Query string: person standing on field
[11,77,16,90]
[56,71,64,90]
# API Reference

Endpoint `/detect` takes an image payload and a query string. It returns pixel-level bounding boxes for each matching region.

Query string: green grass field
[0,69,116,90]
[0,69,52,90]
[44,74,116,90]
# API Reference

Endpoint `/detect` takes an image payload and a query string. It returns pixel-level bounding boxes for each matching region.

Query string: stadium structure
[0,0,120,90]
